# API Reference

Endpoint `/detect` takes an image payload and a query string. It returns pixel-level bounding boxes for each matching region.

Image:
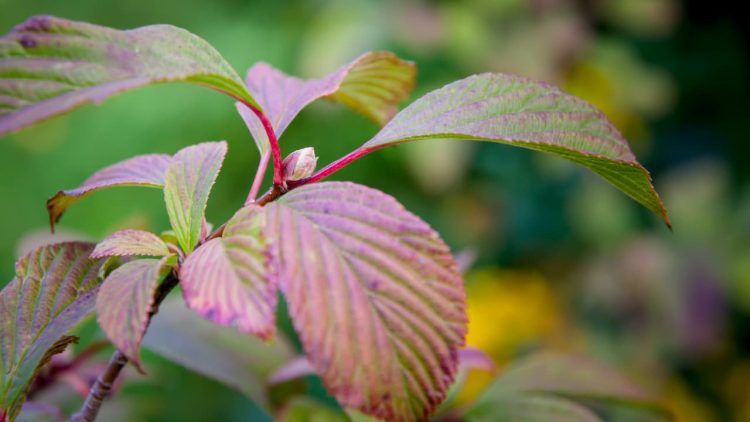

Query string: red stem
[245,103,283,186]
[246,151,270,205]
[286,146,378,189]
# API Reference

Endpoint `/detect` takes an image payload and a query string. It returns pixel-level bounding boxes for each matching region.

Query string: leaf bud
[282,147,317,182]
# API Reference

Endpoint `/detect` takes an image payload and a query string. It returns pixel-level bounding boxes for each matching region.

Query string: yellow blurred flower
[457,268,568,404]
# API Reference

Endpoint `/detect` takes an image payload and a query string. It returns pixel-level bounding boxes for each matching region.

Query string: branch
[286,146,378,189]
[245,104,284,187]
[70,272,180,422]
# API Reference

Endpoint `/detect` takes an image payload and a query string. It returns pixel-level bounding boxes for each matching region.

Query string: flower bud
[282,147,317,182]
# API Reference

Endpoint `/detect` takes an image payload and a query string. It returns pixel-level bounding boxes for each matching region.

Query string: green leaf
[278,398,349,422]
[467,352,669,421]
[267,182,467,421]
[466,393,601,422]
[362,73,670,226]
[96,257,172,371]
[163,141,226,253]
[141,297,294,413]
[180,206,276,339]
[0,16,257,137]
[0,242,105,420]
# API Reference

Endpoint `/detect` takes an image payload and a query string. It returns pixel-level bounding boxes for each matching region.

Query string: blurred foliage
[1,0,748,420]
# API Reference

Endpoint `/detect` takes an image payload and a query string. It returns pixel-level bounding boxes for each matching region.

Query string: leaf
[141,297,294,412]
[486,352,657,407]
[237,51,415,153]
[279,398,349,422]
[267,182,467,421]
[95,257,172,371]
[47,154,172,231]
[0,242,104,421]
[180,205,276,339]
[0,15,258,137]
[268,356,315,385]
[466,393,601,422]
[163,141,226,253]
[465,353,670,421]
[362,73,670,226]
[91,229,171,258]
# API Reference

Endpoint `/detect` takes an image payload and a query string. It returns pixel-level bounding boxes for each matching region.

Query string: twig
[245,151,270,205]
[70,272,179,422]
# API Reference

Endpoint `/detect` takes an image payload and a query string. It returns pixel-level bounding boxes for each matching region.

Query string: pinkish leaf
[0,242,105,420]
[267,182,467,421]
[458,348,495,373]
[163,142,227,253]
[0,16,258,137]
[91,229,170,259]
[180,205,275,339]
[47,154,171,231]
[237,51,415,153]
[362,73,670,226]
[96,257,172,371]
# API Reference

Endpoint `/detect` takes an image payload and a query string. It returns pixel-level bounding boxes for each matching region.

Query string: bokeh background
[1,0,748,420]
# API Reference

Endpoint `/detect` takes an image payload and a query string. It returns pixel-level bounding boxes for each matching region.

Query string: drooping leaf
[237,51,415,153]
[362,73,670,226]
[0,242,104,421]
[141,298,293,412]
[47,154,171,231]
[465,352,670,421]
[485,352,657,407]
[95,257,172,371]
[91,229,171,258]
[180,205,276,339]
[0,15,258,137]
[163,142,226,253]
[267,182,467,421]
[466,393,601,422]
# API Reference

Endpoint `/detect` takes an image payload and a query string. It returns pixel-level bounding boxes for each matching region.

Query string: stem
[244,103,283,187]
[245,151,270,205]
[70,272,180,422]
[286,146,377,189]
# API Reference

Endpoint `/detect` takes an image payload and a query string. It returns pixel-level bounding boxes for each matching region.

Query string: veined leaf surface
[237,51,415,153]
[180,205,276,339]
[362,73,669,226]
[91,229,171,258]
[267,182,467,421]
[96,257,172,371]
[163,142,226,253]
[0,16,258,137]
[0,242,104,420]
[47,154,171,231]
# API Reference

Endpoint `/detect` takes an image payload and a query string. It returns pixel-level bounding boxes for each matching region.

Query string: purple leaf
[163,142,227,253]
[47,154,171,232]
[268,356,315,385]
[142,298,294,412]
[237,51,415,153]
[0,242,105,420]
[267,182,467,421]
[458,348,495,373]
[96,257,173,371]
[91,229,170,259]
[362,73,670,226]
[180,205,276,339]
[0,16,258,137]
